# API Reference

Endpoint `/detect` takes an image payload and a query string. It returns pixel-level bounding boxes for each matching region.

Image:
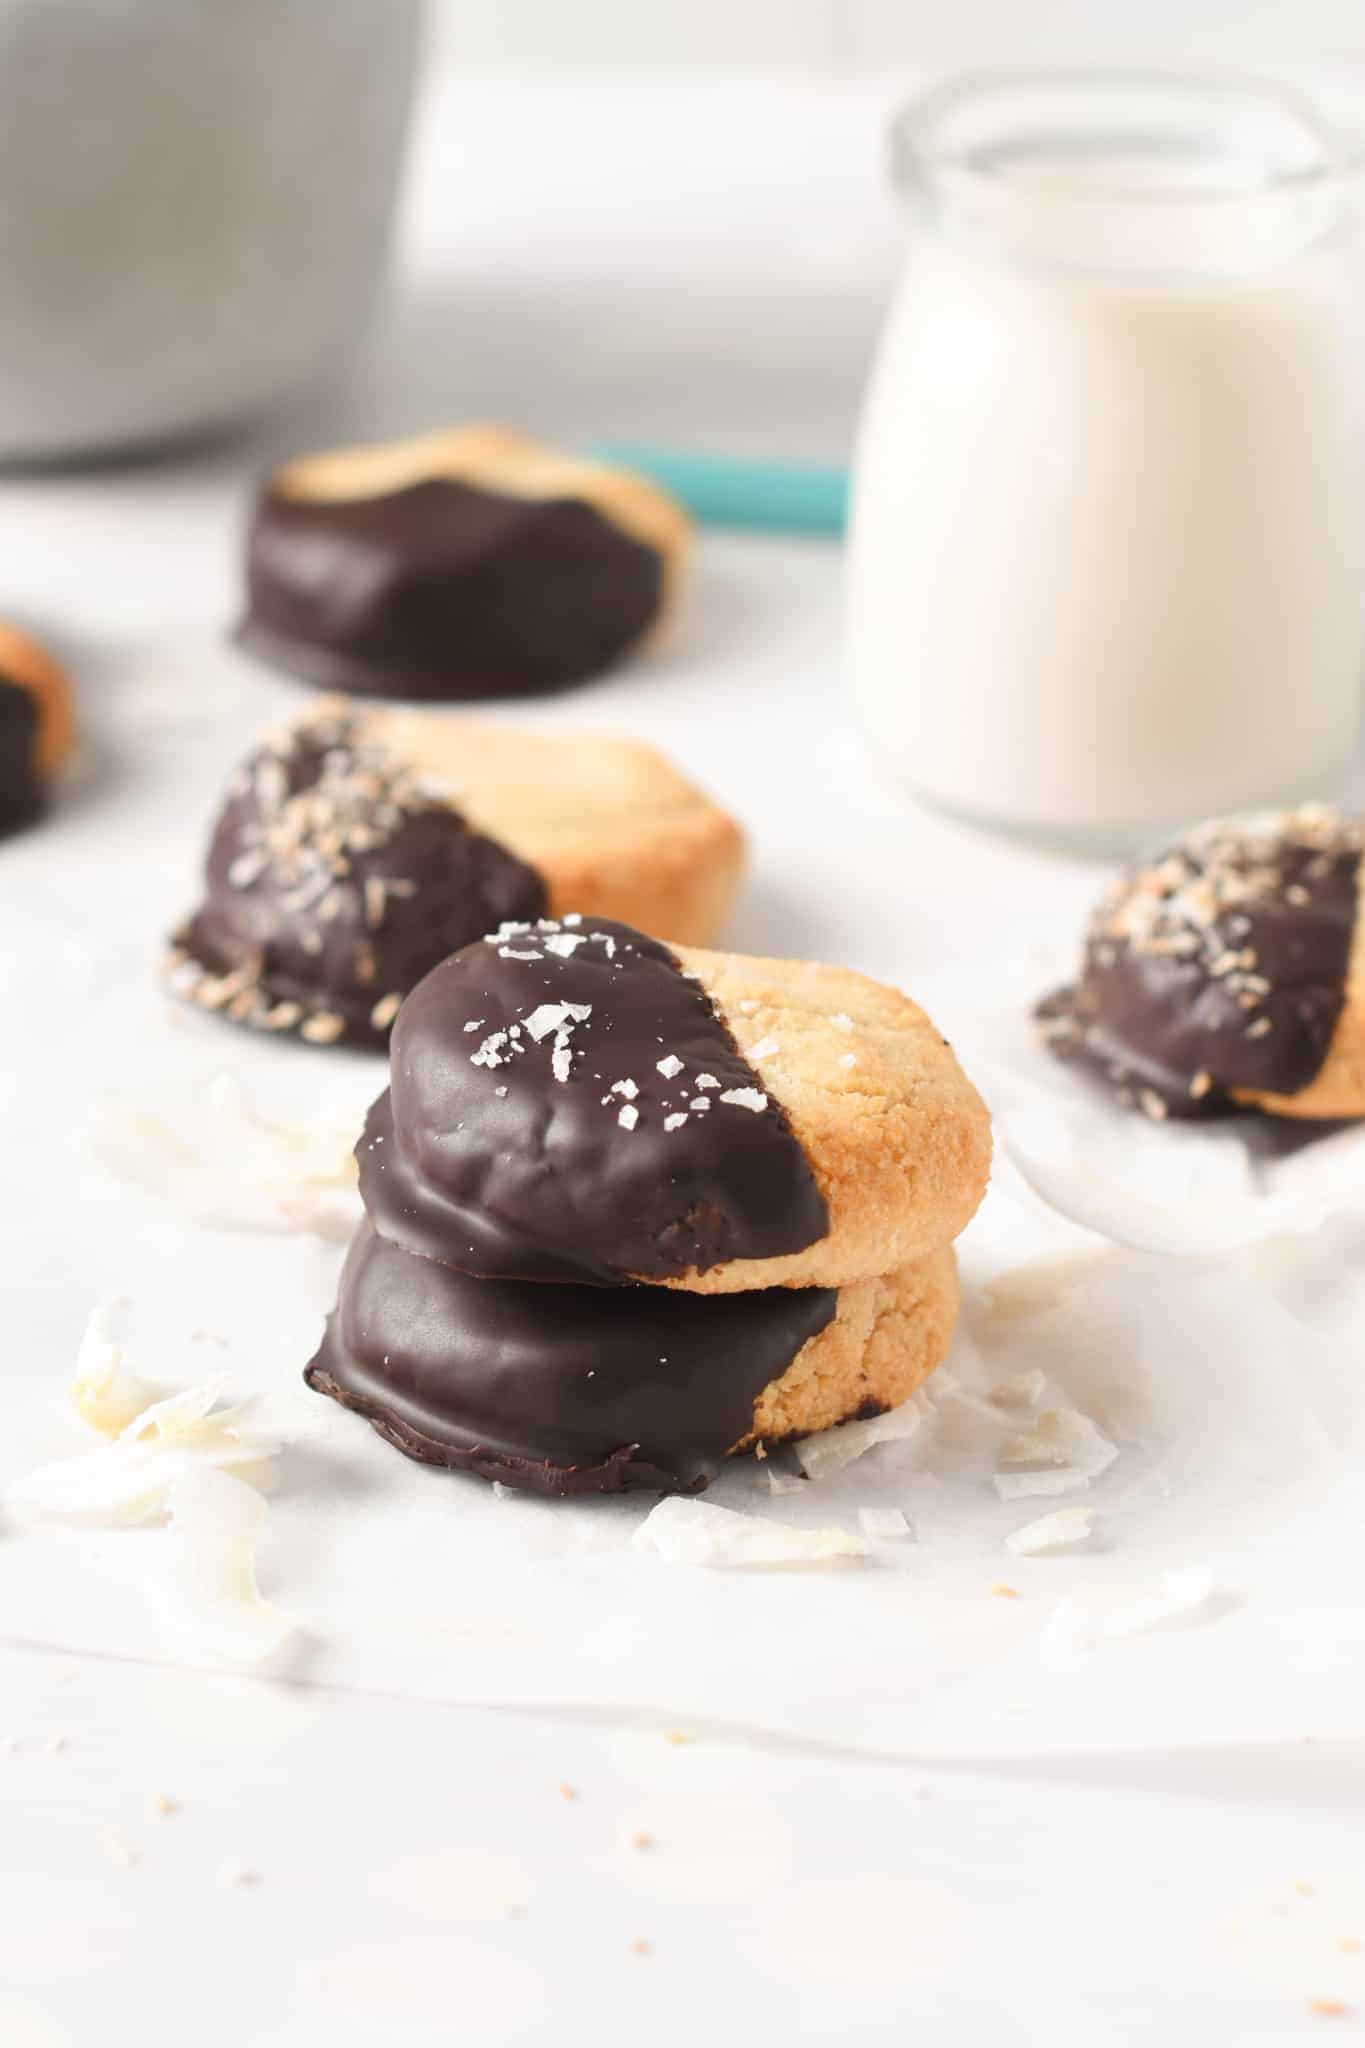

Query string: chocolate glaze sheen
[306,1224,837,1495]
[238,476,664,702]
[366,916,829,1283]
[1038,808,1362,1116]
[174,708,545,1047]
[0,674,42,835]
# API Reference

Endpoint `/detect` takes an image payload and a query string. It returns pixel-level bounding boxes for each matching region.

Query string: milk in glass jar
[847,74,1364,847]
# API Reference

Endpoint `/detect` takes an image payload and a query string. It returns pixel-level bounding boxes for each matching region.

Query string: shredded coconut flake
[857,1507,913,1539]
[745,1037,779,1062]
[796,1389,933,1480]
[71,1299,154,1436]
[164,1468,296,1666]
[91,1075,361,1241]
[830,1013,855,1032]
[562,912,583,927]
[1005,1507,1096,1556]
[10,1375,280,1529]
[617,1103,639,1131]
[994,1408,1119,1500]
[633,1498,868,1568]
[989,1370,1047,1411]
[610,1079,639,1100]
[656,1055,684,1080]
[837,1052,857,1069]
[543,934,585,958]
[695,1074,720,1091]
[663,1112,688,1132]
[719,1088,767,1113]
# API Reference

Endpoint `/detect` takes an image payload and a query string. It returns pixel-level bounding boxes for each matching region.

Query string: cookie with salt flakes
[364,917,991,1290]
[306,1224,958,1497]
[1038,804,1365,1121]
[237,423,690,701]
[167,702,743,1049]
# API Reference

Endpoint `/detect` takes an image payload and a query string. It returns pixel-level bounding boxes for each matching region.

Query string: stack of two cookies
[307,918,992,1496]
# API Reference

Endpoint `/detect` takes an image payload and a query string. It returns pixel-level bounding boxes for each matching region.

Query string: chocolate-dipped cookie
[0,621,74,835]
[237,425,690,701]
[168,703,744,1046]
[367,917,991,1289]
[1037,804,1365,1120]
[306,1223,958,1497]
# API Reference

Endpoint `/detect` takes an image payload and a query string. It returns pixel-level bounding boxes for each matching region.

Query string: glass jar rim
[892,68,1363,208]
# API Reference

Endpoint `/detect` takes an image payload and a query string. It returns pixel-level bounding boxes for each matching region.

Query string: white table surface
[3,76,1365,2046]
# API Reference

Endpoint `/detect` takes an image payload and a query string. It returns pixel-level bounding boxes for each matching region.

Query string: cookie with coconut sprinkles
[1037,804,1365,1120]
[364,918,991,1290]
[169,702,743,1047]
[169,703,545,1049]
[306,1225,958,1496]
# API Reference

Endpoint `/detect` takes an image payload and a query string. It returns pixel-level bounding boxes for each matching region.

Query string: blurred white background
[427,0,1365,73]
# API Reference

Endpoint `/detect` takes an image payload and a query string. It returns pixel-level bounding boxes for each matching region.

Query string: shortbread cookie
[168,703,743,1048]
[364,917,990,1288]
[306,1223,958,1496]
[1038,804,1365,1120]
[0,621,74,834]
[237,424,690,700]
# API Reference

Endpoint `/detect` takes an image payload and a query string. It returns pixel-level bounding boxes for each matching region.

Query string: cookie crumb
[991,1583,1021,1600]
[1337,1939,1362,1955]
[628,1831,652,1851]
[1307,1998,1350,2018]
[217,1861,260,1889]
[630,1937,652,1957]
[99,1829,139,1869]
[661,1731,693,1747]
[150,1792,179,1818]
[559,1782,578,1801]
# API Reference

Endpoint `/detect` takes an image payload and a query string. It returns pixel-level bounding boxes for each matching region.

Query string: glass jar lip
[892,68,1363,206]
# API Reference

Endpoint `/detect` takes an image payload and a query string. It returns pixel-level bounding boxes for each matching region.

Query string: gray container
[0,0,424,459]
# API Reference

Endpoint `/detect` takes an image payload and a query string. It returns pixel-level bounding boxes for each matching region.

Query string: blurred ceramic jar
[0,0,423,459]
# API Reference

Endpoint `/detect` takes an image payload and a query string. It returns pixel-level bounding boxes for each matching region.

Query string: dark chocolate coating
[306,1222,837,1495]
[368,917,828,1284]
[237,476,664,701]
[172,709,545,1048]
[0,674,43,836]
[1038,809,1362,1117]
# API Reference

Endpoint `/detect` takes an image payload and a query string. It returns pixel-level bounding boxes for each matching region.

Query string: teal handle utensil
[589,444,848,537]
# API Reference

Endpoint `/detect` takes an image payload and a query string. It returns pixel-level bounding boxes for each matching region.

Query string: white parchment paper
[5,640,1365,1761]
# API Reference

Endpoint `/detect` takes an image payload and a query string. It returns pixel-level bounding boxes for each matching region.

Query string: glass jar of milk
[847,73,1364,848]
